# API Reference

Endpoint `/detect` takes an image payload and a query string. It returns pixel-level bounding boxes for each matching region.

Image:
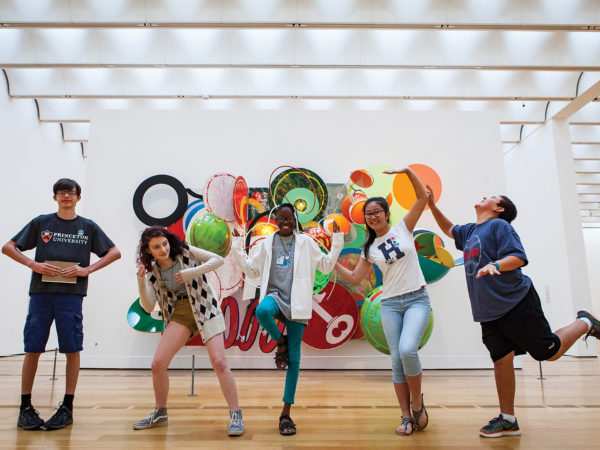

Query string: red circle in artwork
[233,176,248,226]
[303,283,359,350]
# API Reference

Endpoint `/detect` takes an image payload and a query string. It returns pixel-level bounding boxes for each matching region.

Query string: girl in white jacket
[232,204,343,436]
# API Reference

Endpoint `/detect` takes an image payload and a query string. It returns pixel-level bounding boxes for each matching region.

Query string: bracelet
[491,261,500,271]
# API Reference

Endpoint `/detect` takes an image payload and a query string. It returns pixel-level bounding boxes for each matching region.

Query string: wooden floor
[1,354,599,449]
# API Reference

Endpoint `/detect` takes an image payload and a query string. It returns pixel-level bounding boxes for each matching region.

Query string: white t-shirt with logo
[361,219,426,300]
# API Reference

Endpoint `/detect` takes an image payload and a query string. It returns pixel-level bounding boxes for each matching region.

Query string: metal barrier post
[188,354,197,397]
[49,348,58,381]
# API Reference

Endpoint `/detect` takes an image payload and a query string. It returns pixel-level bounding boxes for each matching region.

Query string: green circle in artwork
[127,298,164,333]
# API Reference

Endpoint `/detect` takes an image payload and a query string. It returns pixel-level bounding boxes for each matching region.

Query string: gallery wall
[0,88,86,356]
[79,108,505,369]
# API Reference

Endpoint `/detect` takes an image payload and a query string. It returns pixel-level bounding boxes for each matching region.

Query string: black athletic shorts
[481,284,561,362]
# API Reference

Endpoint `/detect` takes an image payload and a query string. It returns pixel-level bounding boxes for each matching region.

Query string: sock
[63,394,74,410]
[578,317,592,332]
[20,394,32,410]
[501,413,516,423]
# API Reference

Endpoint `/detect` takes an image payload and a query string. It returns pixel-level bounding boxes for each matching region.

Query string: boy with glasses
[2,178,121,430]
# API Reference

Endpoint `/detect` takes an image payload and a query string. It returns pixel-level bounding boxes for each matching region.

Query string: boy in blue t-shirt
[2,179,121,431]
[426,186,600,439]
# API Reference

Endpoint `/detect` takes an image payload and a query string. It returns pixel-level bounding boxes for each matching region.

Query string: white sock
[578,317,592,332]
[501,413,516,423]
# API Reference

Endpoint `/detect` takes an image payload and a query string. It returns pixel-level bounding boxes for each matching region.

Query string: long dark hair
[137,225,188,272]
[362,197,390,260]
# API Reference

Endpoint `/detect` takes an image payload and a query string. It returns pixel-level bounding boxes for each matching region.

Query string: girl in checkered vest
[134,225,244,436]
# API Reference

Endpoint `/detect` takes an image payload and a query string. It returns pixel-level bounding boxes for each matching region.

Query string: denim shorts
[24,293,84,354]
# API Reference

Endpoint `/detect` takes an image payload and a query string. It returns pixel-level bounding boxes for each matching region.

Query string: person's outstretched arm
[425,184,455,239]
[178,246,225,283]
[335,257,373,285]
[230,229,263,279]
[383,167,428,233]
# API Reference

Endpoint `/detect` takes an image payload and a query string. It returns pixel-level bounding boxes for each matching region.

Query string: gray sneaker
[133,407,168,430]
[227,408,244,436]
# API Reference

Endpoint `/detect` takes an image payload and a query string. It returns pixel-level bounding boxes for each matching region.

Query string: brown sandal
[412,393,428,431]
[279,414,296,436]
[274,335,288,370]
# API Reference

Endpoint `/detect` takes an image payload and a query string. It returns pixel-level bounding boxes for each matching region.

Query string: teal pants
[255,296,306,404]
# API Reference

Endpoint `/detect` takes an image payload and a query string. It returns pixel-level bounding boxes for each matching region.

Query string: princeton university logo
[41,230,53,243]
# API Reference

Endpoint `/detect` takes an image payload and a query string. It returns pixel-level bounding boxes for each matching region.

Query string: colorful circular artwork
[305,226,332,251]
[303,282,358,350]
[270,167,328,225]
[350,169,374,188]
[323,213,351,235]
[127,298,164,333]
[187,212,232,257]
[336,248,382,301]
[232,176,248,226]
[392,163,442,211]
[361,289,434,354]
[203,173,237,223]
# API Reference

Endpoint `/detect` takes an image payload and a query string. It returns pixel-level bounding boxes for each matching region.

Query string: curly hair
[137,225,188,272]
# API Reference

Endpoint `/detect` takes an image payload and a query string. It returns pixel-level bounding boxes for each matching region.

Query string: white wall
[81,108,505,369]
[0,86,86,356]
[503,119,596,355]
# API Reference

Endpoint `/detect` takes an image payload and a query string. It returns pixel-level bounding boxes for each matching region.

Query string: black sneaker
[17,406,45,430]
[577,310,600,340]
[43,403,73,430]
[479,415,521,438]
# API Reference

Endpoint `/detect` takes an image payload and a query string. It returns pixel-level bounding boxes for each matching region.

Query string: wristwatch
[491,261,500,271]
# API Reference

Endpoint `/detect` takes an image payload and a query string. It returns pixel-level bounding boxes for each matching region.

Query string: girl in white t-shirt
[336,167,431,436]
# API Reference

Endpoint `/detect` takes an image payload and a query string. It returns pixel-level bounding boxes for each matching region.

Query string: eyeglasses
[56,191,78,197]
[364,209,385,218]
[277,216,295,223]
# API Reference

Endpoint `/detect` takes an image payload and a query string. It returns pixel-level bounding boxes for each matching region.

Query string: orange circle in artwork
[324,214,352,235]
[349,199,366,225]
[392,164,442,210]
[350,169,374,188]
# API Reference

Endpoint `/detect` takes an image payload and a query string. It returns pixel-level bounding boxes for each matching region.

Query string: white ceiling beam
[2,28,600,69]
[1,0,599,28]
[34,98,564,123]
[4,68,585,99]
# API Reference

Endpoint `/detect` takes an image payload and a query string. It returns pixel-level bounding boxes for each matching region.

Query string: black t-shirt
[11,213,115,296]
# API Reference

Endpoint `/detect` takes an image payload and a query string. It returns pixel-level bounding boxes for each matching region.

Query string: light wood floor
[1,353,599,449]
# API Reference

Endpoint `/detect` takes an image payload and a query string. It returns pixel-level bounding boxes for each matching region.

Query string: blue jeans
[380,287,431,383]
[255,296,305,405]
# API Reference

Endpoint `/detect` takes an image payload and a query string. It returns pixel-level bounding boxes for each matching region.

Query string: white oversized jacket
[231,231,344,320]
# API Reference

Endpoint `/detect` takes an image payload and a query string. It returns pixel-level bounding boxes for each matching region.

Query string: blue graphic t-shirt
[12,213,115,296]
[452,218,531,322]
